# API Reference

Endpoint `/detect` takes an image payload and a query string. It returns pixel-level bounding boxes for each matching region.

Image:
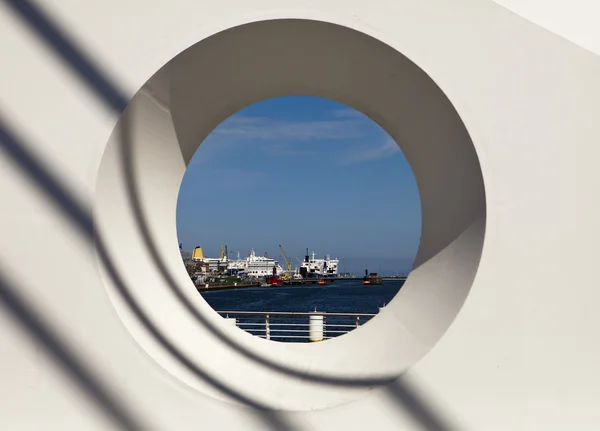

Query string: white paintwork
[300,251,339,278]
[0,1,599,430]
[309,315,324,343]
[228,249,284,277]
[223,318,237,327]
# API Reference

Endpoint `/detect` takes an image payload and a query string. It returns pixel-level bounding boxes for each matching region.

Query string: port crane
[279,244,292,272]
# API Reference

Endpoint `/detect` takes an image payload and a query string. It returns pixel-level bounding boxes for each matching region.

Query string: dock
[283,276,404,284]
[197,281,261,291]
[196,276,406,292]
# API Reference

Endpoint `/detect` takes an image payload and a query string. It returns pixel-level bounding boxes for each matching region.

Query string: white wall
[1,1,599,430]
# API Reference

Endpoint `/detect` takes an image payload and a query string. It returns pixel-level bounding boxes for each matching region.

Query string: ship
[299,249,339,278]
[190,246,228,273]
[227,249,284,278]
[363,269,383,285]
[265,266,283,287]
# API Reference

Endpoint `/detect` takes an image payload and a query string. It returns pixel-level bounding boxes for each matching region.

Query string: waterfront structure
[2,2,600,430]
[299,250,339,278]
[190,246,228,273]
[227,250,284,277]
[188,247,285,277]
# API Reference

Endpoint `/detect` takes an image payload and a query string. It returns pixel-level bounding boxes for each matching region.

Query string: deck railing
[216,310,378,342]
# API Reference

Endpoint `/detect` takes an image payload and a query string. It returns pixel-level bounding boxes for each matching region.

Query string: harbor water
[201,279,404,341]
[201,279,403,313]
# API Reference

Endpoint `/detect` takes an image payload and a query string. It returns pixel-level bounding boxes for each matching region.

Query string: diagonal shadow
[0,117,298,430]
[1,0,127,112]
[115,100,395,387]
[2,0,459,430]
[3,0,395,388]
[0,268,146,431]
[387,376,458,431]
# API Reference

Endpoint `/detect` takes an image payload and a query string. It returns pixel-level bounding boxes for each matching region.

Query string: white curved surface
[0,1,599,430]
[93,18,486,412]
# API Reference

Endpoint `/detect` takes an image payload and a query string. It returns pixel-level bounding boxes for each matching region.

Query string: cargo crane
[279,244,292,272]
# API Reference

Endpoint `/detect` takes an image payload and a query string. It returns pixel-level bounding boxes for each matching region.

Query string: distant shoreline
[197,277,406,293]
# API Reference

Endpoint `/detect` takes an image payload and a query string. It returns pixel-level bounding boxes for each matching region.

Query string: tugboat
[362,269,371,285]
[266,265,283,287]
[363,269,382,285]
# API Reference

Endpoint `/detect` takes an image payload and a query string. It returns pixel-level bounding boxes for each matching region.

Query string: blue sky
[176,96,421,275]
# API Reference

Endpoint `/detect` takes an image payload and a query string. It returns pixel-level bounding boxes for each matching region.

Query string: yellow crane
[219,244,225,259]
[279,244,292,272]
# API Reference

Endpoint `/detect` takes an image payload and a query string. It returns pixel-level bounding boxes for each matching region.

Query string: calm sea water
[201,279,404,314]
[201,279,403,341]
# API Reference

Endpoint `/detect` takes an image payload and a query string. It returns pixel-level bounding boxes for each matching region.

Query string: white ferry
[299,249,339,278]
[227,249,284,278]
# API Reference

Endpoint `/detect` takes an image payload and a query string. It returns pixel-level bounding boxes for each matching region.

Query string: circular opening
[94,19,486,411]
[176,95,422,343]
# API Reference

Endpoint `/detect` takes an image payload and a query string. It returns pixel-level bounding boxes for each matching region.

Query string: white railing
[216,310,378,342]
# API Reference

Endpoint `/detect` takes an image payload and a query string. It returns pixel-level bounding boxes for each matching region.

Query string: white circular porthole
[176,94,422,342]
[94,19,486,411]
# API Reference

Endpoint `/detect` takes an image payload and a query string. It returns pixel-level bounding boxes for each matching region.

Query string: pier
[197,281,262,291]
[281,276,403,285]
[196,276,406,291]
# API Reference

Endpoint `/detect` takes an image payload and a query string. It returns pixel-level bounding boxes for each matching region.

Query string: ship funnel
[192,247,204,260]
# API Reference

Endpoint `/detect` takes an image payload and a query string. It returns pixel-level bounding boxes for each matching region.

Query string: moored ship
[227,249,284,278]
[299,249,339,279]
